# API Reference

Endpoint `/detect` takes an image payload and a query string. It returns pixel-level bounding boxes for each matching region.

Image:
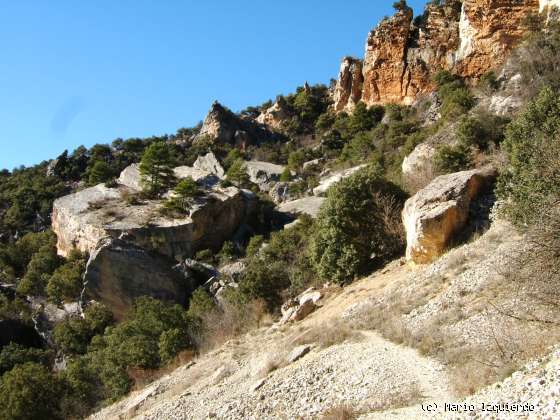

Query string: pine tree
[88,161,114,185]
[139,142,175,197]
[225,159,249,187]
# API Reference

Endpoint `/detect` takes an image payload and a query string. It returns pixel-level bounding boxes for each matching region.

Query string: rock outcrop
[454,0,540,79]
[193,152,225,179]
[84,239,188,319]
[53,162,251,260]
[332,57,364,112]
[401,143,436,190]
[333,0,543,108]
[244,161,285,192]
[402,168,496,264]
[195,101,281,147]
[313,165,367,196]
[52,161,255,316]
[277,197,326,219]
[256,99,292,131]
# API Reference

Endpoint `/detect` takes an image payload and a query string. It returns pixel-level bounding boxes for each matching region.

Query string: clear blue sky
[0,0,426,171]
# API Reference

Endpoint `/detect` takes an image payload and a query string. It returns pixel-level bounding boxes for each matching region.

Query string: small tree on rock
[139,142,175,197]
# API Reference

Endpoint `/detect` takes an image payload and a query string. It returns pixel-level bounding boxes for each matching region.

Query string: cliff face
[332,57,364,112]
[334,0,544,108]
[455,0,540,78]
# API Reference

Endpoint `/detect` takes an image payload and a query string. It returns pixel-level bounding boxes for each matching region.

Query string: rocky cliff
[334,0,546,108]
[52,158,254,316]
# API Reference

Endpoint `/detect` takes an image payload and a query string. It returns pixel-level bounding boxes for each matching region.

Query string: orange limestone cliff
[334,0,543,108]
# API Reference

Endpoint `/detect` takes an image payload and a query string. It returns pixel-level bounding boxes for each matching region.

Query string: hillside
[1,0,560,419]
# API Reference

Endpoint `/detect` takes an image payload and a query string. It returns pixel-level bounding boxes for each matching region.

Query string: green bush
[53,303,114,355]
[187,287,216,320]
[59,358,102,418]
[340,132,376,164]
[225,159,250,188]
[311,165,407,284]
[348,102,384,134]
[434,144,473,174]
[0,362,62,420]
[496,87,560,225]
[237,216,316,310]
[46,258,86,304]
[164,177,200,214]
[457,113,510,150]
[17,242,61,297]
[245,235,264,257]
[478,70,499,93]
[434,71,475,119]
[159,328,189,362]
[0,343,53,375]
[88,161,115,186]
[217,241,238,265]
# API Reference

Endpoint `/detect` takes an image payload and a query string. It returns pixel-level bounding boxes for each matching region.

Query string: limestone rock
[118,162,219,192]
[52,183,251,261]
[279,288,322,324]
[332,57,364,112]
[195,101,279,147]
[118,164,143,190]
[298,288,322,306]
[335,0,542,107]
[84,238,188,319]
[313,165,366,196]
[269,182,291,204]
[455,0,540,79]
[402,168,497,264]
[245,161,285,192]
[277,197,326,219]
[362,6,416,105]
[302,159,323,172]
[193,152,225,179]
[256,99,292,131]
[287,345,311,363]
[220,261,246,281]
[195,101,238,145]
[401,143,436,191]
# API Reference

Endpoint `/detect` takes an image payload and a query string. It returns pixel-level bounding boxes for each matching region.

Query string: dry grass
[128,350,196,390]
[255,352,288,378]
[320,404,359,420]
[289,320,363,349]
[194,298,270,353]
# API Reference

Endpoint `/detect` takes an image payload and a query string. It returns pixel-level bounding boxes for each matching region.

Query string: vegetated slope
[91,218,560,419]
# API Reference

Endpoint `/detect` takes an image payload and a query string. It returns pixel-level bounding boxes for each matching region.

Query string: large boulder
[313,165,366,196]
[245,161,285,192]
[401,143,436,191]
[402,168,497,264]
[193,152,225,179]
[84,239,188,319]
[277,197,326,219]
[52,180,252,261]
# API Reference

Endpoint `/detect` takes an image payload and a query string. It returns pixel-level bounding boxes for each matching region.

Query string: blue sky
[0,0,426,170]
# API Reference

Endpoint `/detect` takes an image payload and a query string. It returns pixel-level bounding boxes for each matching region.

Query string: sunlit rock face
[332,57,364,112]
[334,0,542,108]
[402,168,496,264]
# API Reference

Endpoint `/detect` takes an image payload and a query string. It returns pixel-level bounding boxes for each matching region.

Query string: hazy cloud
[50,96,86,136]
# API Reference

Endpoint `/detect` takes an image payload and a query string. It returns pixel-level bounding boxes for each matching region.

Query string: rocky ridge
[334,0,548,108]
